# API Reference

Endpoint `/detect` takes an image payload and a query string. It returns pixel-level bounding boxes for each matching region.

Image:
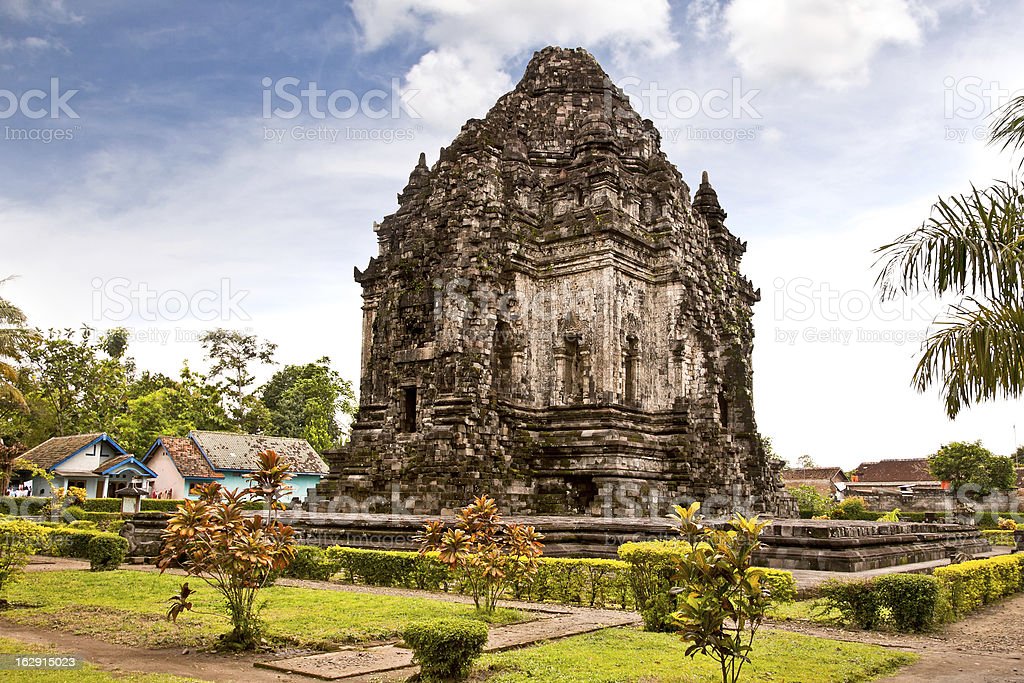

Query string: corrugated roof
[853,458,935,483]
[17,433,104,470]
[190,431,328,474]
[149,436,223,479]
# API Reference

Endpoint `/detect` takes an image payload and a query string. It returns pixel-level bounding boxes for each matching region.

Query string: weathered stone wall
[314,47,794,518]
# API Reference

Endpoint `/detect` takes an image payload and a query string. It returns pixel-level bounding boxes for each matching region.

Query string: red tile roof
[153,436,223,479]
[853,458,935,483]
[781,467,849,482]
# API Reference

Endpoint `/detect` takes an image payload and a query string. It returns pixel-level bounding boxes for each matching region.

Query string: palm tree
[875,96,1024,418]
[0,276,30,410]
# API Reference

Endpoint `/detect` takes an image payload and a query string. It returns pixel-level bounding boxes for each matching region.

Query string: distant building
[847,457,949,512]
[17,433,156,498]
[781,467,849,499]
[143,431,328,501]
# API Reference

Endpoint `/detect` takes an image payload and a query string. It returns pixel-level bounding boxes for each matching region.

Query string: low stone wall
[119,510,992,572]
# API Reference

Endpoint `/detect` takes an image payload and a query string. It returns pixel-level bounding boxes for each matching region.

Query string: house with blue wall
[18,433,156,498]
[143,430,328,501]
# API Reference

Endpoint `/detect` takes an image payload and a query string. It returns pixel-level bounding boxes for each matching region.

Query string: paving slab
[257,607,639,680]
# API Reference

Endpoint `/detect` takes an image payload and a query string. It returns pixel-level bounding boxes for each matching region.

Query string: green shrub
[763,568,798,603]
[934,554,1024,617]
[402,618,488,682]
[82,498,120,513]
[67,519,97,530]
[829,497,881,521]
[80,512,124,533]
[285,545,341,581]
[516,557,632,609]
[0,497,49,515]
[874,574,940,632]
[0,519,48,594]
[326,546,445,589]
[47,528,97,558]
[618,541,689,631]
[87,533,128,571]
[981,529,1015,546]
[817,579,881,629]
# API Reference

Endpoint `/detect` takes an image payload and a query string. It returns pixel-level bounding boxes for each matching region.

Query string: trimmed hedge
[0,496,49,515]
[934,553,1024,617]
[87,533,128,571]
[981,530,1016,546]
[277,544,798,618]
[402,618,488,682]
[821,554,1024,630]
[819,573,940,632]
[617,540,797,630]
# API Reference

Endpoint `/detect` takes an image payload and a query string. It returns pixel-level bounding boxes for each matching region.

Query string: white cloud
[351,0,678,128]
[724,0,926,89]
[0,0,82,24]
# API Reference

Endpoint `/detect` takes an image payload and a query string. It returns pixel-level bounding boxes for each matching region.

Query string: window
[624,335,639,405]
[401,386,418,432]
[68,480,87,491]
[718,390,729,427]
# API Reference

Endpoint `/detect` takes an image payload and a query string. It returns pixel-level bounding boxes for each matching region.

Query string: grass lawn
[2,570,523,651]
[767,598,836,622]
[477,628,916,682]
[0,637,201,683]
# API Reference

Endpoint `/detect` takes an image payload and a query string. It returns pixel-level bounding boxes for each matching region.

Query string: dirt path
[769,593,1024,682]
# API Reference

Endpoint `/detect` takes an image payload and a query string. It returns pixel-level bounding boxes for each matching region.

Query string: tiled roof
[17,433,104,470]
[853,458,935,483]
[781,467,848,482]
[190,431,328,474]
[152,436,223,479]
[92,454,135,474]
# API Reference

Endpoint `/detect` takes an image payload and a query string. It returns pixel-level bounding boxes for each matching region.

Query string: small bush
[817,579,881,629]
[618,540,689,631]
[763,568,798,603]
[47,528,97,558]
[87,532,128,571]
[285,545,340,581]
[80,512,124,533]
[829,497,881,521]
[1,519,48,594]
[402,618,488,682]
[874,574,940,632]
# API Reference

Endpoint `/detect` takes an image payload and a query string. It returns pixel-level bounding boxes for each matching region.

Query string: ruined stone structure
[315,47,793,517]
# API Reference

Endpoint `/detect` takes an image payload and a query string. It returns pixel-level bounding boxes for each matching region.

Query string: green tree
[113,364,234,456]
[928,440,1015,495]
[875,95,1024,418]
[25,327,131,436]
[261,357,357,451]
[1012,444,1024,466]
[200,329,276,427]
[0,277,34,411]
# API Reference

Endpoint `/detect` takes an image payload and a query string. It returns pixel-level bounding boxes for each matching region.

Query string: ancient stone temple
[314,46,792,517]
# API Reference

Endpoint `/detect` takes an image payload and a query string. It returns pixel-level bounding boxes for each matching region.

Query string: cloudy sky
[1,0,1022,469]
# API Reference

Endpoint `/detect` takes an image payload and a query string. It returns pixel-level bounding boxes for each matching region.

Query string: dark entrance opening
[402,386,418,432]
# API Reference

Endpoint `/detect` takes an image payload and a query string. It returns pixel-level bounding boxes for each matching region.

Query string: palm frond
[874,179,1024,300]
[913,298,1024,418]
[991,95,1024,161]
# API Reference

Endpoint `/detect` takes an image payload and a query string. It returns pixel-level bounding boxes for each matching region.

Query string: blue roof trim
[50,433,128,471]
[98,456,157,478]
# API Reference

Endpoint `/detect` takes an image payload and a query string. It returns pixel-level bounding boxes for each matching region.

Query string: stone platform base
[266,512,991,573]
